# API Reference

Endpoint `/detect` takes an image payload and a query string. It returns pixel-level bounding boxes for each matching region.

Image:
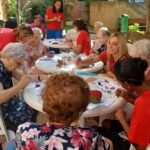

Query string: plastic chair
[0,108,15,142]
[0,108,9,142]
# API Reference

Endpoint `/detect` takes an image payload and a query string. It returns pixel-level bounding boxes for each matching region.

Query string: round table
[43,39,69,49]
[35,52,104,74]
[23,74,125,115]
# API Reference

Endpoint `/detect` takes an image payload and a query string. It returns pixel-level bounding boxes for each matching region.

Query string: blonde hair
[107,33,128,71]
[1,42,27,59]
[42,73,90,125]
[15,25,34,42]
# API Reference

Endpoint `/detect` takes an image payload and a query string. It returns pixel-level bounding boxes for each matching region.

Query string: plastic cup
[47,51,55,58]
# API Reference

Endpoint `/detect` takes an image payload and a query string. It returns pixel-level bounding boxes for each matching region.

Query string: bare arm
[68,41,82,53]
[12,70,23,81]
[75,53,100,68]
[115,108,130,134]
[116,89,135,104]
[0,75,31,104]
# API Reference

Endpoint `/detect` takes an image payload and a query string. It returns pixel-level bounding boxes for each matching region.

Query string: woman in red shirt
[75,32,128,78]
[68,19,91,55]
[45,0,64,39]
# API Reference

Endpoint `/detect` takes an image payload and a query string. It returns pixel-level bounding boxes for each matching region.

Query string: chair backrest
[0,108,9,141]
[126,32,150,44]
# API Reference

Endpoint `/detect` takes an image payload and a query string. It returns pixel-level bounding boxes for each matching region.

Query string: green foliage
[129,23,145,34]
[20,1,32,24]
[6,0,17,18]
[5,0,32,24]
[31,0,53,21]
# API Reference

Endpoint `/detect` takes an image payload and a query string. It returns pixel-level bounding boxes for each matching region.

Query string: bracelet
[38,75,41,81]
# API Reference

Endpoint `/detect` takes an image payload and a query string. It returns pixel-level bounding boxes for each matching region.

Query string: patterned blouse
[0,61,38,130]
[16,122,110,150]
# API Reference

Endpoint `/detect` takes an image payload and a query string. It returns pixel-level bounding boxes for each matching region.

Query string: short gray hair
[1,42,27,59]
[129,39,150,64]
[94,21,103,28]
[97,27,111,37]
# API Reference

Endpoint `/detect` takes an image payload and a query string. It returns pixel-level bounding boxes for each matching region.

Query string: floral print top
[16,122,110,150]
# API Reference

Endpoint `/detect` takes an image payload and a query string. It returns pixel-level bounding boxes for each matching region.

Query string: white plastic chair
[0,108,9,142]
[0,108,15,142]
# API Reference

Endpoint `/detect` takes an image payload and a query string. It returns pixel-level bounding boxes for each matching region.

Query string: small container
[47,51,55,58]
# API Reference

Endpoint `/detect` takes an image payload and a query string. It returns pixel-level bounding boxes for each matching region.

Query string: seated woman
[67,19,91,55]
[0,43,40,131]
[15,25,46,67]
[76,32,128,78]
[113,57,150,150]
[15,73,113,150]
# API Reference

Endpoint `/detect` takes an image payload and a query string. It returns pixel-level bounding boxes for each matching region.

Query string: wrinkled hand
[18,74,32,88]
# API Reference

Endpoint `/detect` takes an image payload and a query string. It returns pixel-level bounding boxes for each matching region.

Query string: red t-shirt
[46,6,64,30]
[0,28,17,51]
[128,91,150,148]
[77,30,91,55]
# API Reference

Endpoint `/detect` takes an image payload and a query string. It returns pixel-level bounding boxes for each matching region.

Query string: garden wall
[89,1,146,31]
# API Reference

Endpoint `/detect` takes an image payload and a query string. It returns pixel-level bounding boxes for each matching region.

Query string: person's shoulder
[80,30,88,35]
[0,28,14,33]
[47,6,53,11]
[136,91,150,105]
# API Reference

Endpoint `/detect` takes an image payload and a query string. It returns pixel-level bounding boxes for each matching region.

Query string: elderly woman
[128,39,150,81]
[0,43,38,131]
[15,73,113,150]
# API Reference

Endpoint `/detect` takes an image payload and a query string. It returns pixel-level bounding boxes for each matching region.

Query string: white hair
[32,27,43,39]
[129,39,150,64]
[1,42,27,59]
[94,21,104,28]
[97,27,110,37]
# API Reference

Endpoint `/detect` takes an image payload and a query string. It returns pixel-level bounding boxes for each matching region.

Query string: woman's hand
[75,57,83,68]
[116,88,128,99]
[18,74,32,88]
[68,40,73,48]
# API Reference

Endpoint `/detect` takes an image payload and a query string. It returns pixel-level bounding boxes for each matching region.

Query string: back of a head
[1,42,27,59]
[94,21,104,29]
[5,19,18,29]
[15,25,34,42]
[97,27,111,38]
[129,39,150,64]
[114,57,148,86]
[43,73,90,125]
[73,19,88,32]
